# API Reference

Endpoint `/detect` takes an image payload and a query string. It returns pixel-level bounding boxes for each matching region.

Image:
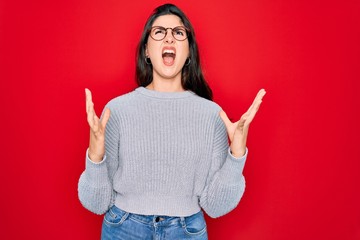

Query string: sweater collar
[135,87,195,99]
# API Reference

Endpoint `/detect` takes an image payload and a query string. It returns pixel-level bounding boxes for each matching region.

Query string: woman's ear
[145,44,149,57]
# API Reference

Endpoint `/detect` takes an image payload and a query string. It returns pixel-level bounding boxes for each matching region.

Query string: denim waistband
[110,205,202,227]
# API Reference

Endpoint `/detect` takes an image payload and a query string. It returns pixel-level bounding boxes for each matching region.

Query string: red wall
[1,0,359,239]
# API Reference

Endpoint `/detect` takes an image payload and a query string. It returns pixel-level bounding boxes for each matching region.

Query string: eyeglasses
[149,26,189,41]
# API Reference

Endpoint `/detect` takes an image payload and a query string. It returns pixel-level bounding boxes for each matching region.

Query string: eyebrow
[151,25,186,28]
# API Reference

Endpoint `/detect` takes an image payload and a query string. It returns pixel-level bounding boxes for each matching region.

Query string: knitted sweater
[78,87,247,218]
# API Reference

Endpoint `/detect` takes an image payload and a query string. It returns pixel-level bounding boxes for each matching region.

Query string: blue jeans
[101,205,208,240]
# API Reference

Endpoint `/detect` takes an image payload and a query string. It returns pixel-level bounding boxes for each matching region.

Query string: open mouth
[162,47,176,66]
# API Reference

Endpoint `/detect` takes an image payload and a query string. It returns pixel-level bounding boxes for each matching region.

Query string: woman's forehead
[152,14,184,27]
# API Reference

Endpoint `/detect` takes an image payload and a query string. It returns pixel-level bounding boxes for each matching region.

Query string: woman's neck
[146,78,184,92]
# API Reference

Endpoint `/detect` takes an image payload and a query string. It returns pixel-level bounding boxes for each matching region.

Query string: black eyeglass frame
[148,26,190,41]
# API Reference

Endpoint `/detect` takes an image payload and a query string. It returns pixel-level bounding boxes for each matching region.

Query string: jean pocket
[183,211,207,236]
[103,205,129,226]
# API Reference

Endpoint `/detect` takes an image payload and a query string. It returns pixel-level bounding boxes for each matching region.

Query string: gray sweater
[78,87,247,218]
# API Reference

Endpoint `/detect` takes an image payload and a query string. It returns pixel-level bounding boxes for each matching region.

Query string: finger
[241,89,266,127]
[85,88,99,128]
[245,103,261,126]
[86,103,96,128]
[92,114,100,132]
[247,89,266,112]
[219,110,232,128]
[100,108,111,129]
[85,88,93,114]
[86,89,96,117]
[219,110,238,140]
[236,112,247,130]
[250,89,266,112]
[87,111,99,130]
[256,88,266,100]
[252,89,266,112]
[219,110,233,130]
[244,97,264,126]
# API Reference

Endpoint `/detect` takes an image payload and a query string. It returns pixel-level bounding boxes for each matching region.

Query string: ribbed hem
[114,194,201,217]
[135,87,195,99]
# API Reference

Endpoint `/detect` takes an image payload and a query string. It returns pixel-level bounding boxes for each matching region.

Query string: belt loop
[120,212,129,224]
[180,217,186,228]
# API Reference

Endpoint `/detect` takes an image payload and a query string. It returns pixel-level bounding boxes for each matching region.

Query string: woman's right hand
[85,88,111,163]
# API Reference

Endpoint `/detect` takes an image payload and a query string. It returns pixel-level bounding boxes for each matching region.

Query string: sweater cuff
[86,148,106,164]
[219,147,248,184]
[84,149,109,185]
[228,147,247,166]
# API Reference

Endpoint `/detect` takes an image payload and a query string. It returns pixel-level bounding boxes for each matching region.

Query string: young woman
[78,3,266,240]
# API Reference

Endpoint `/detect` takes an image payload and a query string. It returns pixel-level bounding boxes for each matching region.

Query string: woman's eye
[154,28,165,35]
[174,29,185,36]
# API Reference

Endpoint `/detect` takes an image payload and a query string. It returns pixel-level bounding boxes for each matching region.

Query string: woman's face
[146,14,190,83]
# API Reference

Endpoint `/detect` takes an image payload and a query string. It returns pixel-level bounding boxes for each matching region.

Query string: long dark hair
[135,3,213,100]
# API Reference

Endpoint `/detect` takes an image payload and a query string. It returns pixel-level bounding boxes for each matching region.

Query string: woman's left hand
[219,89,266,158]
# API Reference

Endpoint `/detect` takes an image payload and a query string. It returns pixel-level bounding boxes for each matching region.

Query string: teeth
[163,49,175,54]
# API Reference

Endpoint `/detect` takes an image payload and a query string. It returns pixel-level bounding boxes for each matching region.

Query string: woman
[78,3,266,239]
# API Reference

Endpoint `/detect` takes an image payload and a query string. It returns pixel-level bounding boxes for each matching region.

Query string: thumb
[219,110,233,135]
[100,108,111,129]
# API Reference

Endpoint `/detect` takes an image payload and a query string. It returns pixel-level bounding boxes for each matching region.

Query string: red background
[1,0,360,239]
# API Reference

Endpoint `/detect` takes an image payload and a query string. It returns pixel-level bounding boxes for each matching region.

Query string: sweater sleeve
[78,105,120,215]
[199,115,247,218]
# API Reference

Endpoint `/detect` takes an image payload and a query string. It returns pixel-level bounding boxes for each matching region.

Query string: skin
[219,89,266,157]
[145,15,190,92]
[85,14,266,162]
[85,88,110,162]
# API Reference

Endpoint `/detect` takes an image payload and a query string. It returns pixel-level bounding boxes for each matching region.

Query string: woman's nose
[164,29,175,43]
